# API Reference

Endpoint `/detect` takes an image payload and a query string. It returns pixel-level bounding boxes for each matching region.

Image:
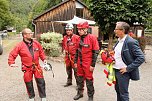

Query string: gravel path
[0,39,152,101]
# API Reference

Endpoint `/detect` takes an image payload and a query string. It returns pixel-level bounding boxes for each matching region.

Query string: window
[76,8,83,18]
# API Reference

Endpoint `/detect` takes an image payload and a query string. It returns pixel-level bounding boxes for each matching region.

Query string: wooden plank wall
[34,0,94,37]
[35,1,75,36]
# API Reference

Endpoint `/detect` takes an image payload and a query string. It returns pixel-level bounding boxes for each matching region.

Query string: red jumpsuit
[8,39,46,99]
[62,34,79,85]
[74,34,99,98]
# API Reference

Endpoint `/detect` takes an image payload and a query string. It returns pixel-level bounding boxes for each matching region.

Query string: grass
[2,38,21,53]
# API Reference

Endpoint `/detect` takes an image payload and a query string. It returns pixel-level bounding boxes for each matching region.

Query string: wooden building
[32,0,95,37]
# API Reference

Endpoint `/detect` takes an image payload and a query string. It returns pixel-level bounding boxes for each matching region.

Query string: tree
[8,0,37,32]
[28,0,62,30]
[88,0,151,47]
[0,0,14,30]
[146,0,152,29]
[46,0,62,9]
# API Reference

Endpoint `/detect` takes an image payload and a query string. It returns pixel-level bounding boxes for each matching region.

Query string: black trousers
[25,78,46,99]
[66,66,78,85]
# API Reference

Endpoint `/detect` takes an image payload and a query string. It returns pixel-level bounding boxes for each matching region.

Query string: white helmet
[65,23,74,30]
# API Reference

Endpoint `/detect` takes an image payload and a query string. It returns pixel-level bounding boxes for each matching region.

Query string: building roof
[33,0,88,20]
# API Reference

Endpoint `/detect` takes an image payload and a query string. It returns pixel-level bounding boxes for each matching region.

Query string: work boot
[86,79,94,101]
[41,98,46,101]
[75,86,78,90]
[88,96,93,101]
[73,93,83,100]
[64,83,72,87]
[29,98,34,101]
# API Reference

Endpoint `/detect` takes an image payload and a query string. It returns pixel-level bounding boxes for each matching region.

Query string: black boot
[73,91,83,100]
[88,96,93,101]
[64,79,72,87]
[86,79,94,101]
[73,76,84,100]
[64,83,72,87]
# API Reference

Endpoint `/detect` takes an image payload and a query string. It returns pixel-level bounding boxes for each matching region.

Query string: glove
[43,63,52,71]
[10,64,18,68]
[43,60,47,65]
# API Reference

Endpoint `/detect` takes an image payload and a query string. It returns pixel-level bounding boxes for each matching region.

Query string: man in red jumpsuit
[62,23,79,87]
[8,28,47,101]
[73,21,99,101]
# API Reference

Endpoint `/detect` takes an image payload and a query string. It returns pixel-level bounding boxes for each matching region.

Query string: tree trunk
[108,33,113,50]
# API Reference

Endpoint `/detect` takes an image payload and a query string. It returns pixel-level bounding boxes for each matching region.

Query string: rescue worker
[8,28,47,101]
[62,23,79,87]
[73,21,99,101]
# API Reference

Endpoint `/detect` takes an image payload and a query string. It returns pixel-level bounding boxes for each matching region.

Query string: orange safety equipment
[63,34,79,67]
[77,21,89,29]
[100,50,115,64]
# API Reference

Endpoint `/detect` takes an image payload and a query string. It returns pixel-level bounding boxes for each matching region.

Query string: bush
[134,36,146,53]
[40,32,63,57]
[7,32,16,37]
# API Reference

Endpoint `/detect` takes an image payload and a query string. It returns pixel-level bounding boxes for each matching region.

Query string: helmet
[65,23,74,30]
[77,21,89,29]
[100,50,115,64]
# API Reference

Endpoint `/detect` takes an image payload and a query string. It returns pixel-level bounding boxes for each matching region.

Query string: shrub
[40,32,63,57]
[7,32,16,37]
[134,36,146,53]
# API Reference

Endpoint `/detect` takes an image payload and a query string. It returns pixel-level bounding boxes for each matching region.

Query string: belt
[24,63,38,68]
[114,68,120,72]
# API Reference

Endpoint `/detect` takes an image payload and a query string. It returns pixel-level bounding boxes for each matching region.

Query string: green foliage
[8,0,37,32]
[7,32,16,37]
[127,0,151,25]
[40,32,63,57]
[137,37,146,52]
[31,0,48,18]
[45,0,62,10]
[0,0,14,30]
[146,0,152,29]
[88,0,151,33]
[1,0,62,31]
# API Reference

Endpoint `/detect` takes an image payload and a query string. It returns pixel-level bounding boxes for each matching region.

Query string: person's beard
[26,38,32,41]
[67,33,73,37]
